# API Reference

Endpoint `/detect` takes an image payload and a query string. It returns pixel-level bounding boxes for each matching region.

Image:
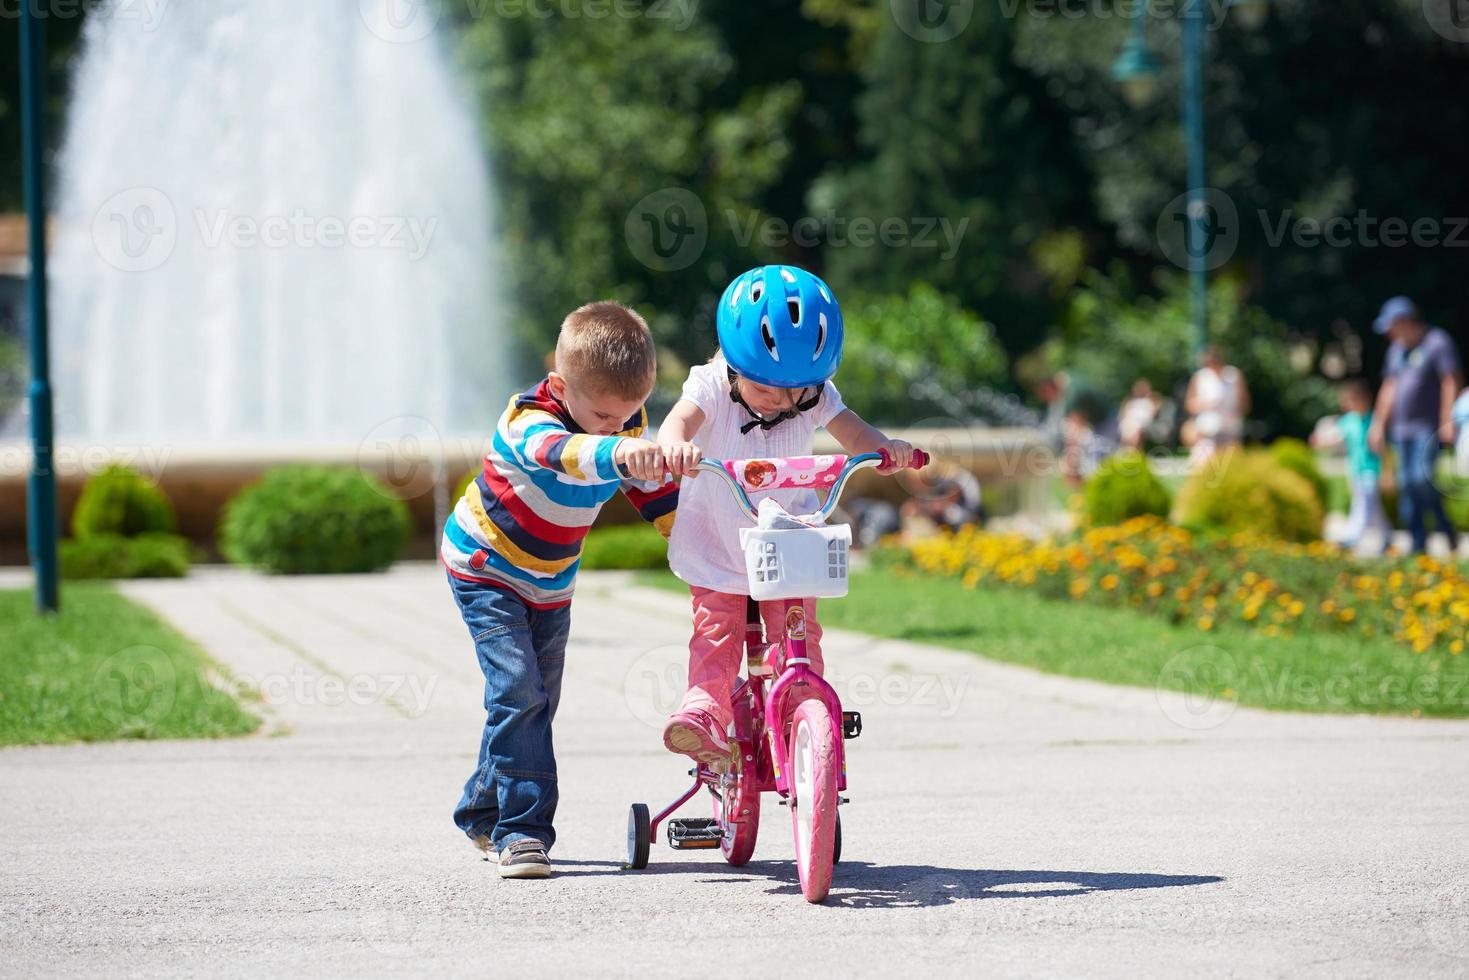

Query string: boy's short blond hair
[555,301,657,400]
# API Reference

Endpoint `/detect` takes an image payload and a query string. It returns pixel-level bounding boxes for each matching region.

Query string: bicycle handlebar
[695,448,930,522]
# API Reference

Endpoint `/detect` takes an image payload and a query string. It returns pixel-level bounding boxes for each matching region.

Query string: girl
[657,265,914,769]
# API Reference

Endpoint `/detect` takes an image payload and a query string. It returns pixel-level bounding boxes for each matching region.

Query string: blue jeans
[1393,432,1458,554]
[447,573,570,852]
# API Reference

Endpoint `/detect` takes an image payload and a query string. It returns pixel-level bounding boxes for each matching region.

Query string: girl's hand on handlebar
[616,438,666,481]
[876,439,916,473]
[662,441,703,478]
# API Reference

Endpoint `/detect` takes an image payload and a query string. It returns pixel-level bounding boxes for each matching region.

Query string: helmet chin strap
[728,367,823,434]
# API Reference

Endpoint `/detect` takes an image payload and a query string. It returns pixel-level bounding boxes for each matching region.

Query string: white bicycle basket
[738,524,852,601]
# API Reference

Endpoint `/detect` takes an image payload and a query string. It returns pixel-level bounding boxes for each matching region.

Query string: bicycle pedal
[842,711,862,739]
[666,817,723,850]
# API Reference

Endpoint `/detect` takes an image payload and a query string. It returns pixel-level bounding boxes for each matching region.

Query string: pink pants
[680,587,824,731]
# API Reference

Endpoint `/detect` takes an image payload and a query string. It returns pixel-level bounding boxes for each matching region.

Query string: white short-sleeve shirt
[667,355,847,594]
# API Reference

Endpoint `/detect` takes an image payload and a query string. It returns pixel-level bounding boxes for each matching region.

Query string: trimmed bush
[1270,438,1329,510]
[1082,451,1171,526]
[1174,448,1324,543]
[71,464,176,538]
[219,465,410,574]
[60,533,193,580]
[579,523,669,571]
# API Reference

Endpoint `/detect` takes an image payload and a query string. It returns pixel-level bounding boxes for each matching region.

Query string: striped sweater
[441,378,678,608]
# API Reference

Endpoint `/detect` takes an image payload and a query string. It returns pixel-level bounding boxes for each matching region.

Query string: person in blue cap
[1366,296,1464,555]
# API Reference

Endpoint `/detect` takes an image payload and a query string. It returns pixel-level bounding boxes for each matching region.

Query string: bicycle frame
[645,452,898,839]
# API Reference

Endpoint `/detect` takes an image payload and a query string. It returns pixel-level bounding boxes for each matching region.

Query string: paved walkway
[2,564,1468,977]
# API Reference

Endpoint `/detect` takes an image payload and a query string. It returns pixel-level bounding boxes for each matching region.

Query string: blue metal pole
[20,6,59,614]
[1182,0,1208,361]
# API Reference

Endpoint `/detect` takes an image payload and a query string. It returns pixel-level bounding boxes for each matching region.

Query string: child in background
[655,265,914,770]
[1330,378,1392,553]
[1455,388,1469,479]
[442,301,676,878]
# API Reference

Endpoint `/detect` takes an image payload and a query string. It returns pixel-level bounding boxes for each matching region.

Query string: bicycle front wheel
[788,699,838,902]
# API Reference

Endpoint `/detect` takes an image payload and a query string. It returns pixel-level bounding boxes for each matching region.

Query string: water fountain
[0,0,507,560]
[47,0,503,444]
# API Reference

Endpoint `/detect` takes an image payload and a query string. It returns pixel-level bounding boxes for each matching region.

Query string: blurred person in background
[1367,296,1463,555]
[1182,346,1249,466]
[1314,378,1391,554]
[1118,378,1161,451]
[899,461,985,535]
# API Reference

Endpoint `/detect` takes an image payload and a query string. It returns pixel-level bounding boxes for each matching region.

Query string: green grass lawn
[636,569,1467,718]
[0,585,261,746]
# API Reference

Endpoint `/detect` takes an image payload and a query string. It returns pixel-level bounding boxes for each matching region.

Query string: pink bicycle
[625,448,929,903]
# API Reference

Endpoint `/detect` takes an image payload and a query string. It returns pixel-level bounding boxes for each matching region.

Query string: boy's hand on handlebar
[616,438,666,481]
[876,439,916,473]
[662,441,703,478]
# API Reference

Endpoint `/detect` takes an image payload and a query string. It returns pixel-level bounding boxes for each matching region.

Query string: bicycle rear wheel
[712,763,760,867]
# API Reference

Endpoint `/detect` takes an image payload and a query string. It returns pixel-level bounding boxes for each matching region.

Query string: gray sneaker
[497,839,551,879]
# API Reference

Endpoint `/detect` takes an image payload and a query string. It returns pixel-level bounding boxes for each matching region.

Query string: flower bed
[898,516,1467,655]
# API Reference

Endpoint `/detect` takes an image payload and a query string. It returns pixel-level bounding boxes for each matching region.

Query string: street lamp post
[1113,0,1269,363]
[20,6,59,614]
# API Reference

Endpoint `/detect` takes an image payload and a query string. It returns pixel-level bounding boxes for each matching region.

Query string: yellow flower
[1101,574,1119,591]
[1198,616,1214,631]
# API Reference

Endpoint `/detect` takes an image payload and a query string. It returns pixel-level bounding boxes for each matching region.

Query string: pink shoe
[662,708,734,772]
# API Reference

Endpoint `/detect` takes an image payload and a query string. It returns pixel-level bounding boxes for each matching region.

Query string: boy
[442,301,676,879]
[1327,379,1391,553]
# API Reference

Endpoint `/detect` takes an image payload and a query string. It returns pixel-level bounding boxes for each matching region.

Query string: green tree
[838,284,1009,424]
[811,6,1099,358]
[453,10,807,372]
[1043,267,1336,439]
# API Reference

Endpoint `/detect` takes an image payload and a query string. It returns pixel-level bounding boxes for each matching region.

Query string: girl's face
[737,375,807,418]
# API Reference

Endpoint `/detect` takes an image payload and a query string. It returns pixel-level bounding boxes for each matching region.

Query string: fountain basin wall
[0,428,1051,565]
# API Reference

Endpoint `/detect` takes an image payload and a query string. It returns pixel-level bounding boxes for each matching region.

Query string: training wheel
[626,803,650,869]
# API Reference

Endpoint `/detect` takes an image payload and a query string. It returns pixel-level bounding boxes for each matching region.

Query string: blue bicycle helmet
[716,265,844,389]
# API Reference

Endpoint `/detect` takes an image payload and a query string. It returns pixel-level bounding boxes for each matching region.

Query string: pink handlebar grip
[879,447,930,470]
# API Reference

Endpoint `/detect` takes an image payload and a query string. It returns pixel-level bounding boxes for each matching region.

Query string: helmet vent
[787,298,801,326]
[760,316,780,361]
[780,268,797,284]
[814,313,828,358]
[730,281,745,309]
[751,279,764,304]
